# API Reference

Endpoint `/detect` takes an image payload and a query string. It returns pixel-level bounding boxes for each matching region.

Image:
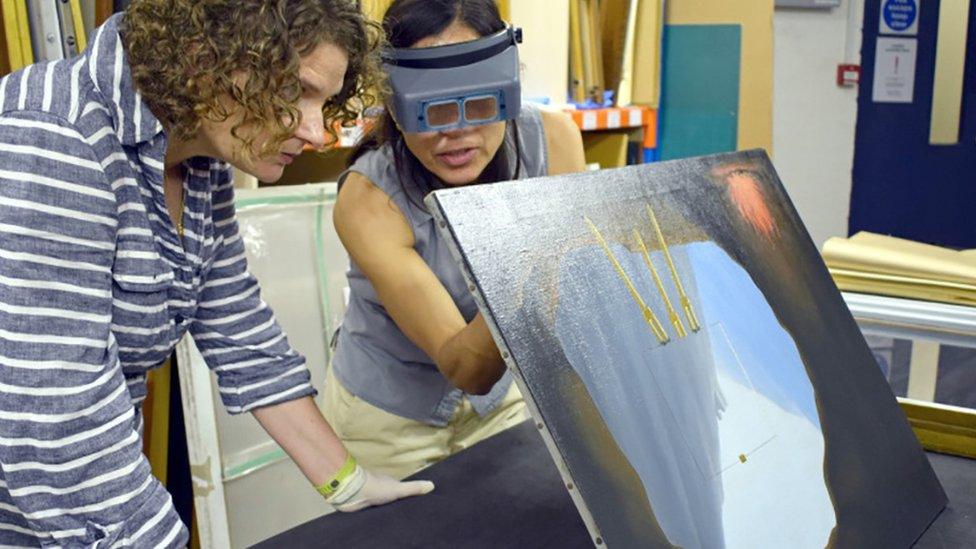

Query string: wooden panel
[586,0,605,101]
[0,6,11,75]
[666,0,774,153]
[659,25,740,160]
[907,341,940,401]
[142,359,172,485]
[900,398,976,459]
[577,0,594,100]
[496,0,510,21]
[69,0,87,50]
[277,149,353,186]
[630,0,664,107]
[929,0,972,145]
[94,0,114,26]
[582,130,630,168]
[361,0,393,21]
[615,0,640,106]
[569,0,586,103]
[2,0,33,72]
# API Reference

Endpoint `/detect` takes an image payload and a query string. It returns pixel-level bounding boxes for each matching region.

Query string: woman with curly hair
[0,1,430,546]
[326,0,585,479]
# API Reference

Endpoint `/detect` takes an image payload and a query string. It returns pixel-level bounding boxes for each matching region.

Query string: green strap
[315,454,358,497]
[223,448,288,482]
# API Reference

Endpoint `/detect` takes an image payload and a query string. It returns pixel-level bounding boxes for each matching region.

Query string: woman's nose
[439,125,476,138]
[295,107,327,149]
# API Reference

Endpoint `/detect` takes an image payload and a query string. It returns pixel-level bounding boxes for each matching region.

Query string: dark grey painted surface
[252,421,591,549]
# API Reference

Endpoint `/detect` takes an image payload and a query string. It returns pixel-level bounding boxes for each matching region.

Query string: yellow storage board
[2,0,32,72]
[361,0,393,21]
[665,0,773,154]
[1,3,19,72]
[13,0,31,67]
[601,0,630,100]
[631,0,664,108]
[70,0,87,50]
[929,0,971,145]
[496,0,510,22]
[583,130,631,168]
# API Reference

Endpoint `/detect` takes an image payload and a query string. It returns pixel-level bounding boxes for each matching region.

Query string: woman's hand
[252,396,435,510]
[327,466,435,513]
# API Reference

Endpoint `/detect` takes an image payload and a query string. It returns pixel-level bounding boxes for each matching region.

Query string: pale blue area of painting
[690,243,820,426]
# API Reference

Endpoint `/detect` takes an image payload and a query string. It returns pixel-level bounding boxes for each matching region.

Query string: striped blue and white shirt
[0,14,315,547]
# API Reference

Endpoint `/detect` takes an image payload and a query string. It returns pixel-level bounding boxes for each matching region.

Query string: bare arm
[436,110,586,385]
[333,112,584,394]
[252,396,433,509]
[196,171,431,507]
[334,173,504,394]
[252,397,348,485]
[541,108,587,175]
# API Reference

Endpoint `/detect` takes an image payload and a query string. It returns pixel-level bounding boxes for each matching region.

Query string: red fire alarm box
[837,64,860,87]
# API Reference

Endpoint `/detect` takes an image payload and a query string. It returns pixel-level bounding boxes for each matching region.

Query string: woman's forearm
[435,313,506,395]
[252,396,348,486]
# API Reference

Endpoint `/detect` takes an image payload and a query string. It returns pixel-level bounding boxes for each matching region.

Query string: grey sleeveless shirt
[332,104,548,426]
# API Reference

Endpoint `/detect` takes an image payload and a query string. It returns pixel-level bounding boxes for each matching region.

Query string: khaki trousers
[321,364,529,480]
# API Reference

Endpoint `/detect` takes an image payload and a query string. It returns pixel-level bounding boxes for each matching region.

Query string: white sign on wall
[872,37,918,103]
[879,0,920,36]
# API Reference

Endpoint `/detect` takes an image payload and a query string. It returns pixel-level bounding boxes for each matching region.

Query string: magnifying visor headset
[382,26,523,134]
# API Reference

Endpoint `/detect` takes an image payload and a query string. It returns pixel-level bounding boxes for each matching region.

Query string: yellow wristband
[315,455,358,498]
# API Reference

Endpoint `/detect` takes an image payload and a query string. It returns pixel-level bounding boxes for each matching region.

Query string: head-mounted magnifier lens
[423,93,501,129]
[382,27,522,134]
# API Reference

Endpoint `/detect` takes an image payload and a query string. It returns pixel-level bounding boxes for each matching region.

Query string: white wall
[509,1,570,106]
[773,1,863,248]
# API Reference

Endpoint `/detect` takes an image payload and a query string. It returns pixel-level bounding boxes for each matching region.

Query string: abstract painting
[426,150,945,548]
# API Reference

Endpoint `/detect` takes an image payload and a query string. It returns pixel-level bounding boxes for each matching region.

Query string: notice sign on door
[879,0,920,36]
[872,37,918,103]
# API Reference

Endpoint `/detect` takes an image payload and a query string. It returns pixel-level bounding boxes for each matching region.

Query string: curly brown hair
[123,0,385,155]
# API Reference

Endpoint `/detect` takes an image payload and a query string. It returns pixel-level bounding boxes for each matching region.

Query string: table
[254,421,975,548]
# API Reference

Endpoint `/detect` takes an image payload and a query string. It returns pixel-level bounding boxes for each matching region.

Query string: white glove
[325,464,435,513]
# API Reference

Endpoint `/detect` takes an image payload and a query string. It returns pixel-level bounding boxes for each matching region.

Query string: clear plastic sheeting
[181,183,349,548]
[427,150,946,548]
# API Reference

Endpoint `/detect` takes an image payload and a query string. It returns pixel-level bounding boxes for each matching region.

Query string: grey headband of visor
[382,27,522,133]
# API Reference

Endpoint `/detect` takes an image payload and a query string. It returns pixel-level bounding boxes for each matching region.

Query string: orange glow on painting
[712,164,778,240]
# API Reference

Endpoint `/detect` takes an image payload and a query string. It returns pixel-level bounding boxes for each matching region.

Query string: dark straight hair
[347,0,522,210]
